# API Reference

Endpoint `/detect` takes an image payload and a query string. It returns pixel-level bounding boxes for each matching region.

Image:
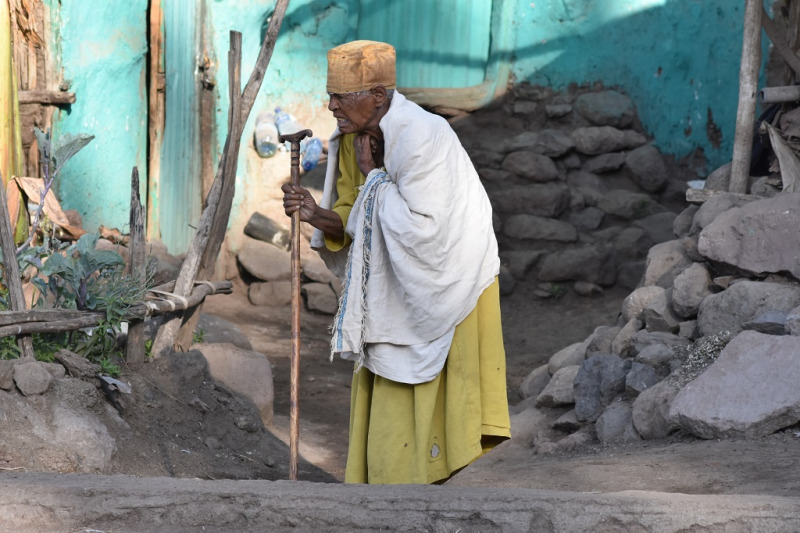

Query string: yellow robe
[330,133,510,485]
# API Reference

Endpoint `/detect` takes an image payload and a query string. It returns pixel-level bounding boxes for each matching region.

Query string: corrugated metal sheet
[357,0,492,88]
[159,0,202,253]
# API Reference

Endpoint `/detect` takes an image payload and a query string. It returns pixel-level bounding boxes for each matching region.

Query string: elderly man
[282,40,510,484]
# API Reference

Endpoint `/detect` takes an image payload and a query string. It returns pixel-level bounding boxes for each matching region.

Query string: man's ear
[370,85,388,107]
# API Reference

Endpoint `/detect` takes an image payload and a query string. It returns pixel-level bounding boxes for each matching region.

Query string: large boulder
[538,245,616,286]
[671,263,713,318]
[573,354,631,422]
[698,194,800,280]
[670,331,800,438]
[697,281,800,336]
[548,341,588,375]
[641,240,693,289]
[622,286,665,322]
[595,401,640,444]
[574,90,636,128]
[502,152,560,182]
[518,364,551,400]
[489,182,571,218]
[689,192,757,235]
[503,215,578,242]
[625,144,669,193]
[632,379,680,439]
[596,190,663,220]
[536,365,580,407]
[237,238,291,282]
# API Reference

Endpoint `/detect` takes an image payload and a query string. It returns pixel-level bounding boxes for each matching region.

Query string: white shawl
[310,92,499,382]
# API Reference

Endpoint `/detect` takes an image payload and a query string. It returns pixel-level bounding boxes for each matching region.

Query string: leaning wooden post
[0,171,34,358]
[151,0,290,357]
[730,0,763,194]
[125,167,146,367]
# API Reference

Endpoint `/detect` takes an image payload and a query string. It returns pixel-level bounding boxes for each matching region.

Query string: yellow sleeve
[325,133,366,251]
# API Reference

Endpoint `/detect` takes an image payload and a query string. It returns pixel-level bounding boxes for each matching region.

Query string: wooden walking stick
[280,128,312,481]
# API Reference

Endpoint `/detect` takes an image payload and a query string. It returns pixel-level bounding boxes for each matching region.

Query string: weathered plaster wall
[510,0,761,170]
[206,0,356,255]
[47,0,148,233]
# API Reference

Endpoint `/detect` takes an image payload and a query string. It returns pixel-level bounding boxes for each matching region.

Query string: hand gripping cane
[280,129,312,480]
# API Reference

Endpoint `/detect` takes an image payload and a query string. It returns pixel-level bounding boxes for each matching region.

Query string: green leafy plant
[548,283,567,299]
[193,328,205,344]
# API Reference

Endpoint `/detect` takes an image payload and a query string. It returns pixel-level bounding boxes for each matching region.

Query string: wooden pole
[279,129,312,482]
[730,0,762,194]
[0,170,34,358]
[125,167,146,367]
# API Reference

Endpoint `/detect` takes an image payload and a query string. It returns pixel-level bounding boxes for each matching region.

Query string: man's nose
[328,97,338,111]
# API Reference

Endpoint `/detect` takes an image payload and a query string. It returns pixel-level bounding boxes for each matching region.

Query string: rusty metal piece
[280,128,312,481]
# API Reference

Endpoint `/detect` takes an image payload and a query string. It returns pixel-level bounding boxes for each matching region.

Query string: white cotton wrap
[310,91,499,383]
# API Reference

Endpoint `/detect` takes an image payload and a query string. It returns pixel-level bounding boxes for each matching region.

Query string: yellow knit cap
[326,40,396,94]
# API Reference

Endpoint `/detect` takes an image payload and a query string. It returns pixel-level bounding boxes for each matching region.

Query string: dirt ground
[198,276,800,495]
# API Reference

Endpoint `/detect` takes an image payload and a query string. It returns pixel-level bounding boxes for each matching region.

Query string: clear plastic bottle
[274,107,306,152]
[253,111,278,158]
[302,137,323,171]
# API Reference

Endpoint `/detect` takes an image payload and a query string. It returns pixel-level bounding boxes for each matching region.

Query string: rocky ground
[3,83,800,531]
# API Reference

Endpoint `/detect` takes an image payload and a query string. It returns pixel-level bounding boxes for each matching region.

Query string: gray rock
[629,330,691,357]
[478,168,515,183]
[249,281,292,306]
[697,281,800,336]
[489,182,571,218]
[698,194,800,279]
[195,343,274,426]
[562,152,582,170]
[502,151,560,182]
[552,409,582,432]
[41,362,66,380]
[581,152,626,174]
[741,311,788,335]
[673,205,699,238]
[243,212,290,251]
[13,362,54,396]
[596,401,641,444]
[622,286,665,322]
[469,149,504,169]
[145,240,183,286]
[750,176,782,198]
[632,379,680,439]
[519,364,551,400]
[574,354,632,422]
[613,227,652,259]
[0,360,14,390]
[500,250,545,280]
[545,103,572,118]
[596,189,663,220]
[574,90,635,127]
[635,343,676,368]
[689,192,757,235]
[641,240,693,289]
[671,263,712,318]
[625,362,662,396]
[53,349,100,379]
[301,253,337,284]
[585,326,621,357]
[643,289,681,333]
[573,281,603,296]
[504,215,577,242]
[571,126,630,155]
[512,100,538,116]
[678,320,699,340]
[670,331,800,438]
[198,314,252,350]
[611,318,643,356]
[625,144,669,193]
[303,283,339,315]
[568,207,605,231]
[536,365,580,408]
[623,130,648,148]
[616,260,646,290]
[548,341,589,375]
[500,131,538,153]
[531,129,575,157]
[52,404,117,472]
[567,170,608,192]
[538,245,616,286]
[498,265,516,296]
[787,305,800,336]
[703,162,732,191]
[509,405,550,446]
[633,212,678,245]
[237,238,291,282]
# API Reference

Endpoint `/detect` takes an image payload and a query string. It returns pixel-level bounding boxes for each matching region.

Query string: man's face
[327,91,377,134]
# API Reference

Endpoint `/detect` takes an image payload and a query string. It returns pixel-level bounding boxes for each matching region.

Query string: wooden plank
[17,90,75,105]
[125,167,146,367]
[685,188,753,205]
[146,0,164,243]
[730,0,762,194]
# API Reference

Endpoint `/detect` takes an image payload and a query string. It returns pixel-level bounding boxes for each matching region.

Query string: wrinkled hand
[354,132,384,176]
[281,183,317,222]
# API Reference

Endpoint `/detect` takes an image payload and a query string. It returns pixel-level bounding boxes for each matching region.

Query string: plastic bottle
[274,107,306,152]
[253,111,278,158]
[302,137,323,171]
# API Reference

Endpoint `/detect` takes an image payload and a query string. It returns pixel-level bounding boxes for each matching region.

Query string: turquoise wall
[47,0,148,233]
[510,0,758,170]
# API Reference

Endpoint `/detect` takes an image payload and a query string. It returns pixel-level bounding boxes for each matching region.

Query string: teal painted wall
[47,0,148,234]
[510,0,762,171]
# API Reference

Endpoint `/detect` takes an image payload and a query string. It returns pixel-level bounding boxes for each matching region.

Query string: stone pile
[513,187,800,451]
[453,84,695,296]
